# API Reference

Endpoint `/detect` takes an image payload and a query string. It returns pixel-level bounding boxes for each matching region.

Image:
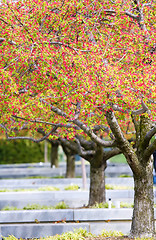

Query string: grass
[2,228,122,240]
[2,228,155,240]
[91,201,135,209]
[91,202,115,208]
[64,184,80,190]
[105,184,133,190]
[0,186,60,192]
[120,202,134,208]
[1,201,69,211]
[109,154,127,164]
[1,200,137,211]
[38,186,60,191]
[0,185,81,192]
[25,176,52,179]
[101,229,124,237]
[119,174,132,178]
[0,184,134,192]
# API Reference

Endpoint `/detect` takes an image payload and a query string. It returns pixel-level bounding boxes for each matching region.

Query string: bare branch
[104,147,122,160]
[143,125,156,149]
[12,115,80,130]
[60,137,95,158]
[40,99,67,118]
[72,101,81,120]
[106,110,142,175]
[73,118,116,147]
[0,124,58,142]
[144,138,156,160]
[93,125,110,133]
[7,3,34,43]
[60,138,77,153]
[76,135,95,149]
[115,52,127,63]
[75,137,95,156]
[49,41,79,54]
[112,104,129,113]
[39,14,48,32]
[0,38,6,44]
[132,100,151,115]
[41,99,116,147]
[125,10,139,20]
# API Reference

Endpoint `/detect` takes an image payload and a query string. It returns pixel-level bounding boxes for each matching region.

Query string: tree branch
[49,41,79,54]
[106,110,142,175]
[75,137,95,156]
[104,147,122,161]
[39,14,48,32]
[12,115,80,130]
[125,10,139,20]
[144,138,156,160]
[0,38,6,44]
[132,100,150,115]
[60,137,95,160]
[142,125,156,150]
[0,123,58,143]
[73,118,116,147]
[41,99,116,147]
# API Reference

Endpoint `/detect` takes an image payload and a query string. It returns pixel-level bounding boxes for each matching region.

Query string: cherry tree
[0,0,156,237]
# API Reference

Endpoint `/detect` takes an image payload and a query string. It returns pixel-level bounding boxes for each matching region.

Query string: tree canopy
[0,0,156,237]
[0,0,155,143]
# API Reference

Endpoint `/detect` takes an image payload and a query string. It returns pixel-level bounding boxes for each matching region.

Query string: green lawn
[109,154,127,164]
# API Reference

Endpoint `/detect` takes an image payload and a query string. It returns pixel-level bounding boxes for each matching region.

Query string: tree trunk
[50,142,59,168]
[89,161,106,206]
[61,143,76,178]
[44,140,48,163]
[66,154,75,178]
[130,157,155,238]
[106,112,156,238]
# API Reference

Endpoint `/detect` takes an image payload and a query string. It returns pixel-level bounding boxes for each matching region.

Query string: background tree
[47,139,59,168]
[61,136,121,205]
[61,141,76,178]
[0,138,44,164]
[38,128,76,176]
[0,0,155,238]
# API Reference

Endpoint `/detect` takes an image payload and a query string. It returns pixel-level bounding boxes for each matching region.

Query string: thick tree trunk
[130,158,155,238]
[106,112,156,238]
[66,154,75,178]
[50,142,59,168]
[89,161,106,206]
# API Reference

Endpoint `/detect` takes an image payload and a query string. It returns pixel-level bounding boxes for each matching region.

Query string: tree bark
[89,160,106,206]
[130,116,156,237]
[106,111,156,238]
[130,156,155,238]
[50,141,59,168]
[65,153,75,178]
[60,138,121,206]
[61,143,75,178]
[86,144,121,206]
[44,140,48,163]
